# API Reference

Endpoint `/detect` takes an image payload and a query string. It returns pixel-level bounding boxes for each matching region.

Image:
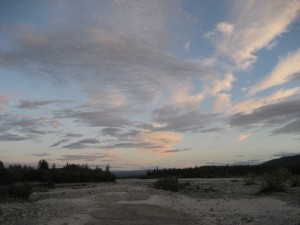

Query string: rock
[28,192,39,202]
[241,216,254,223]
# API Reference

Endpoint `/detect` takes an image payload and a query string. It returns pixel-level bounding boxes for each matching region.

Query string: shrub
[260,168,291,193]
[154,177,182,192]
[9,182,33,200]
[290,176,300,187]
[244,173,256,185]
[0,186,9,200]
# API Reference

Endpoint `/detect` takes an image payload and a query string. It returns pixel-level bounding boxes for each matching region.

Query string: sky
[0,0,300,170]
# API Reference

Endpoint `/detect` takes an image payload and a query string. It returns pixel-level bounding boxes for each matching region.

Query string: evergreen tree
[38,159,49,170]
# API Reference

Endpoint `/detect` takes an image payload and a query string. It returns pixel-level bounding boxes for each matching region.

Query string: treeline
[0,159,115,185]
[145,164,300,179]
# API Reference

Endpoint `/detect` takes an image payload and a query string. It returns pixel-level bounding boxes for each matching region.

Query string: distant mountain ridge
[260,154,300,168]
[113,154,300,178]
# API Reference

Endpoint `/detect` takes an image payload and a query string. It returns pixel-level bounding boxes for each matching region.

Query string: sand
[0,178,299,225]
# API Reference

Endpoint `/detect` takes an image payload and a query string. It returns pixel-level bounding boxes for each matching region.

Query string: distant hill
[260,154,300,168]
[113,155,300,179]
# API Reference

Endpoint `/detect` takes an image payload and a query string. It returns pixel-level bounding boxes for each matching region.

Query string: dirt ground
[0,178,299,225]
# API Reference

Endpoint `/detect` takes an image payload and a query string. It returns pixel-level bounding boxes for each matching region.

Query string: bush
[290,176,300,187]
[154,177,182,192]
[0,186,9,200]
[9,182,33,200]
[260,168,291,193]
[244,173,256,185]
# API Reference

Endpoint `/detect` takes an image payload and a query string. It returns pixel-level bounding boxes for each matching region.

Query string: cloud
[103,142,158,150]
[62,138,100,149]
[84,87,126,109]
[207,0,300,69]
[104,150,130,162]
[229,98,300,134]
[65,133,83,138]
[101,127,121,136]
[18,99,72,109]
[171,84,204,107]
[153,106,218,132]
[0,133,27,141]
[31,152,50,157]
[272,120,300,135]
[0,113,61,139]
[236,134,251,142]
[184,40,190,51]
[138,131,182,150]
[49,118,62,127]
[214,93,231,113]
[0,1,205,105]
[57,150,130,164]
[232,87,300,114]
[58,153,108,161]
[101,127,140,140]
[210,73,235,95]
[57,109,131,128]
[101,130,183,155]
[248,49,300,95]
[217,22,234,34]
[49,139,69,147]
[164,148,190,153]
[0,95,10,110]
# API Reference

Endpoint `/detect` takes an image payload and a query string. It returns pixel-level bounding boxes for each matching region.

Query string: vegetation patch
[0,159,115,185]
[244,173,256,185]
[260,168,291,193]
[290,176,300,187]
[8,182,33,200]
[154,177,183,192]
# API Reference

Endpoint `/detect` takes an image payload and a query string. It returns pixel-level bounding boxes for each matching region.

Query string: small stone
[241,217,254,223]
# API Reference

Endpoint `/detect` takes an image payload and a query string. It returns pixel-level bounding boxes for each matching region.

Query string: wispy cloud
[206,0,300,69]
[236,134,251,142]
[0,113,61,139]
[58,153,108,161]
[153,106,218,132]
[57,109,131,128]
[229,98,300,135]
[0,95,10,110]
[214,93,231,113]
[171,83,204,108]
[0,1,205,106]
[248,49,300,95]
[65,133,83,138]
[137,131,182,153]
[49,139,69,148]
[101,127,140,140]
[18,99,73,109]
[210,73,235,95]
[272,119,300,135]
[63,138,100,149]
[164,148,190,153]
[0,133,27,141]
[233,87,300,114]
[31,152,50,157]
